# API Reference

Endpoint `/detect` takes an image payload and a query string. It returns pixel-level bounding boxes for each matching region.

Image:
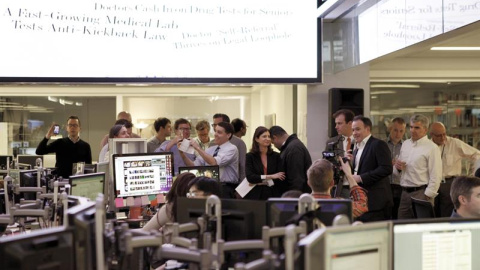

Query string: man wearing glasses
[211,113,247,183]
[179,122,239,198]
[36,115,92,179]
[430,122,480,217]
[155,118,196,174]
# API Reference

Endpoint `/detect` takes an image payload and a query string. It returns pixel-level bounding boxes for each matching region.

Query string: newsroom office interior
[1,1,480,161]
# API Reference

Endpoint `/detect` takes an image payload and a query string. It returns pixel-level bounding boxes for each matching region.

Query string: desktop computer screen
[0,226,75,269]
[393,218,480,269]
[112,153,174,199]
[298,222,392,270]
[266,198,353,227]
[178,165,220,181]
[69,172,105,202]
[0,155,13,169]
[17,154,43,168]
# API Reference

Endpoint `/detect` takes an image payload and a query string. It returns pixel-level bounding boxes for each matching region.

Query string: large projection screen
[0,0,321,84]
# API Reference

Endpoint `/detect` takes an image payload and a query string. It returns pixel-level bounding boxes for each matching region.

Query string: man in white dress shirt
[430,122,480,217]
[394,114,442,219]
[179,121,239,198]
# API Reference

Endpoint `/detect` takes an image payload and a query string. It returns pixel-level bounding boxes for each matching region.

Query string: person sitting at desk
[450,176,480,218]
[142,172,196,233]
[306,158,368,219]
[186,177,222,199]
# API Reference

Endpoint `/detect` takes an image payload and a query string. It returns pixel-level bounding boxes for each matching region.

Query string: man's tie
[213,146,220,157]
[352,147,358,173]
[346,137,352,154]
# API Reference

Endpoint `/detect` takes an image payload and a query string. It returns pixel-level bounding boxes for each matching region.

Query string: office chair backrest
[411,197,436,218]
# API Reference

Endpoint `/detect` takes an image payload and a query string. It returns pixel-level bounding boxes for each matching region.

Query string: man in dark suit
[270,126,312,194]
[325,109,355,198]
[351,115,393,222]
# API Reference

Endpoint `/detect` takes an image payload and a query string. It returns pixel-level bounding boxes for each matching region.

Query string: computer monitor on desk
[176,197,267,240]
[393,218,480,269]
[112,153,174,211]
[0,226,75,269]
[297,221,392,270]
[178,165,220,181]
[266,198,353,227]
[0,155,13,169]
[69,172,105,202]
[17,154,43,168]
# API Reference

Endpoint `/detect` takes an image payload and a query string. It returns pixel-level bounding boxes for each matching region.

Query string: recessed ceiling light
[371,84,420,88]
[370,90,397,95]
[48,96,58,102]
[431,47,480,51]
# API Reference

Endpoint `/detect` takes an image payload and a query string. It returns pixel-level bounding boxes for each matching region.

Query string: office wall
[87,98,116,159]
[307,63,370,161]
[250,84,295,138]
[1,84,300,158]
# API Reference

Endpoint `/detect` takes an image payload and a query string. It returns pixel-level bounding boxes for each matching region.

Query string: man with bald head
[430,121,480,217]
[100,111,140,148]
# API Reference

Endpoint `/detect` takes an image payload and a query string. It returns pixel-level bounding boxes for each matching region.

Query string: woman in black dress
[244,126,285,200]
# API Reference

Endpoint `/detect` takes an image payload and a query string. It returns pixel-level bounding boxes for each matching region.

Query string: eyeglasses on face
[68,124,79,128]
[187,189,203,198]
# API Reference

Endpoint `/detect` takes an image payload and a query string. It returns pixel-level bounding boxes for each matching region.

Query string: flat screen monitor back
[0,155,13,169]
[109,138,147,156]
[0,226,75,269]
[176,197,266,240]
[266,198,353,227]
[17,154,43,168]
[67,201,98,270]
[96,161,112,209]
[19,169,40,201]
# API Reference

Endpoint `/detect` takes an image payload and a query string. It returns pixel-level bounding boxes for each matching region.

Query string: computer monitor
[112,153,174,203]
[0,226,75,269]
[84,164,96,174]
[297,221,392,270]
[176,197,267,240]
[0,155,13,169]
[96,161,111,207]
[17,154,43,168]
[266,198,353,227]
[393,218,480,269]
[18,169,42,201]
[178,165,220,181]
[109,138,147,156]
[43,154,56,168]
[67,201,100,270]
[69,172,105,202]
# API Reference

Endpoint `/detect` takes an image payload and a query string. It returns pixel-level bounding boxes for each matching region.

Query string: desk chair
[411,197,436,218]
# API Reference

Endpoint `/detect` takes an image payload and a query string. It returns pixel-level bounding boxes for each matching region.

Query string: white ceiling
[369,21,480,82]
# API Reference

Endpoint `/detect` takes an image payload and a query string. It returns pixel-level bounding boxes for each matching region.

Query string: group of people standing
[328,109,480,221]
[146,113,312,200]
[35,109,480,222]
